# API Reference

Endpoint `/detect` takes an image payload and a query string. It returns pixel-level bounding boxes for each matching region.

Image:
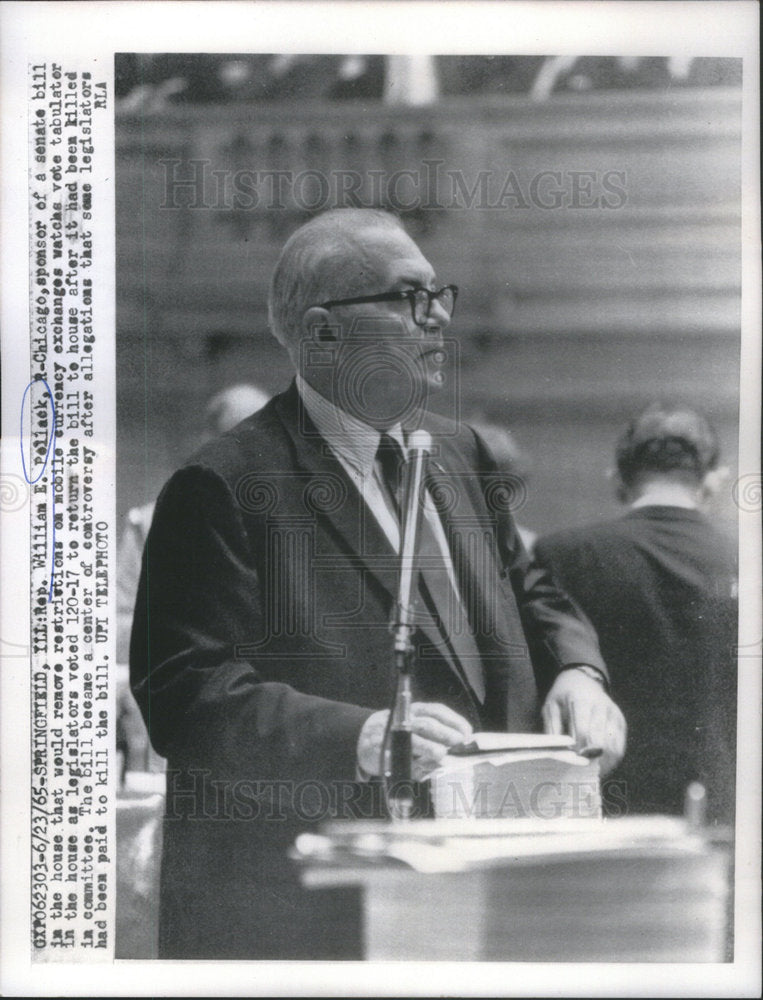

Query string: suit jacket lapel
[429,440,539,730]
[427,450,515,650]
[273,382,396,593]
[273,384,466,673]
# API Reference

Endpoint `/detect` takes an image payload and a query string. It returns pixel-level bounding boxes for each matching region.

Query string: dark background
[115,54,741,539]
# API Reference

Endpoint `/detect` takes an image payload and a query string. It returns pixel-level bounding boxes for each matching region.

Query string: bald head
[268,208,407,352]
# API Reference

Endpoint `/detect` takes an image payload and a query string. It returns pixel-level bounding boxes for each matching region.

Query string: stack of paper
[428,733,601,820]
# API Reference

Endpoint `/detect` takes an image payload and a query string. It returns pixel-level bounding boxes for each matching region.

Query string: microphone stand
[385,431,431,821]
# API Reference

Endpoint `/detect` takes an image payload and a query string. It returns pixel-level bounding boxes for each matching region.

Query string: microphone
[386,430,432,821]
[393,429,432,645]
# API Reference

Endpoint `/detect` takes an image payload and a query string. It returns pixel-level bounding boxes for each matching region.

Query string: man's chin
[332,365,433,428]
[345,389,429,429]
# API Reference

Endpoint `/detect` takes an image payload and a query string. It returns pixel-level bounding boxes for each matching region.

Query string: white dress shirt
[296,375,463,597]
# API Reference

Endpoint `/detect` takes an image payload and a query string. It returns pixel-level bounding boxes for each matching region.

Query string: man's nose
[427,295,451,331]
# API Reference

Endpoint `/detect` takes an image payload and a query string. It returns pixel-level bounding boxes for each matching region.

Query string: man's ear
[302,306,338,341]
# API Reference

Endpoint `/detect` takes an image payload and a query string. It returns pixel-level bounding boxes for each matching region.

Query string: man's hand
[542,670,626,776]
[357,702,473,781]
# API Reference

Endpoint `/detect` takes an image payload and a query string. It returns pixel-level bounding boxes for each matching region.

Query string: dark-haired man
[536,404,737,822]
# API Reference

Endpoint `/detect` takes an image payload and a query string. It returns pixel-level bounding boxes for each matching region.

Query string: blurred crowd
[115,54,742,112]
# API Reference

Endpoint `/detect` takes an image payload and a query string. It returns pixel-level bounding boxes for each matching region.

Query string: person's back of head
[614,403,724,507]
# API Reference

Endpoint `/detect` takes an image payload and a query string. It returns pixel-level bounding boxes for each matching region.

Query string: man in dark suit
[130,208,625,959]
[535,405,737,823]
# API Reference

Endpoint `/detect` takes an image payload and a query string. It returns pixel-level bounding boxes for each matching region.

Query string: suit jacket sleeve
[470,429,608,695]
[129,463,373,782]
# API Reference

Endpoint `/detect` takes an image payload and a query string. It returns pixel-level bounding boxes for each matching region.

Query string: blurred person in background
[535,404,738,823]
[469,420,537,553]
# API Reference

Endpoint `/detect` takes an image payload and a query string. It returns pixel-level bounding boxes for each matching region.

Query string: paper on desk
[449,732,576,756]
[293,817,706,874]
[430,744,601,819]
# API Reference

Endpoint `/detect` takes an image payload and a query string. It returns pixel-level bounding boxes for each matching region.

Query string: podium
[296,817,732,962]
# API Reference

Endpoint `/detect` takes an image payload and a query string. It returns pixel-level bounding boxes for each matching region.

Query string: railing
[115,89,742,533]
[116,88,742,341]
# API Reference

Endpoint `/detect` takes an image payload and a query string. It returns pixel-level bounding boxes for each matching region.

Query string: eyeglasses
[318,285,458,328]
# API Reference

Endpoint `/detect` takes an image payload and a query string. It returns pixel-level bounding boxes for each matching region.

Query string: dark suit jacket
[535,506,737,824]
[130,381,605,959]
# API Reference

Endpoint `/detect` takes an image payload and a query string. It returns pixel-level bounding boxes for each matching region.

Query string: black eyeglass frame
[317,284,459,327]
